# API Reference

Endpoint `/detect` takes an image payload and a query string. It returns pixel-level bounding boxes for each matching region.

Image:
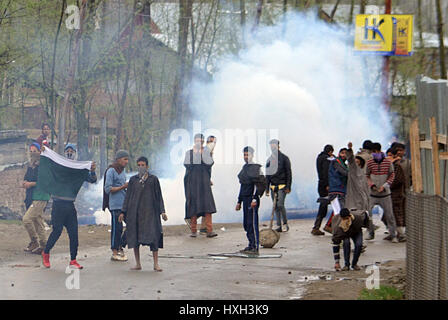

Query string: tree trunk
[436,0,447,79]
[58,0,87,155]
[417,0,423,49]
[173,0,192,128]
[100,117,107,177]
[142,0,153,126]
[360,0,367,14]
[348,0,354,25]
[49,0,66,149]
[75,0,97,160]
[330,0,341,21]
[253,0,263,33]
[115,0,138,152]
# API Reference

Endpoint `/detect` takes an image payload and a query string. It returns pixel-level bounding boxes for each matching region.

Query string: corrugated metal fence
[406,76,448,299]
[406,192,448,299]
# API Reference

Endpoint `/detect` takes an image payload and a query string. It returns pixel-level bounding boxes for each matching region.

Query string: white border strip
[41,147,92,170]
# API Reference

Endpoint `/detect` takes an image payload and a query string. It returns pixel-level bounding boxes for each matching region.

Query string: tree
[435,0,446,79]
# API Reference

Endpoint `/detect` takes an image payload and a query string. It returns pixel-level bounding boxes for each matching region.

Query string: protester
[198,135,217,235]
[265,139,292,232]
[345,142,369,212]
[332,208,367,271]
[184,133,218,238]
[22,143,49,254]
[388,148,407,242]
[365,143,398,242]
[312,144,334,236]
[119,157,167,272]
[323,148,349,233]
[36,123,51,148]
[235,146,266,255]
[357,140,374,167]
[391,142,411,193]
[104,150,130,261]
[41,144,97,269]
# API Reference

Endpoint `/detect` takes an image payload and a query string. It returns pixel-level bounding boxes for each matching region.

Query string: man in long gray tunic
[119,156,167,272]
[345,142,369,212]
[184,133,217,238]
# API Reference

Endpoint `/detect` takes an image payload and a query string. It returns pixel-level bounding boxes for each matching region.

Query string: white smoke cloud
[80,12,394,226]
[182,12,393,222]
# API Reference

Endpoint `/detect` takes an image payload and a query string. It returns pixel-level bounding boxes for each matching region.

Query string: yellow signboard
[354,14,413,56]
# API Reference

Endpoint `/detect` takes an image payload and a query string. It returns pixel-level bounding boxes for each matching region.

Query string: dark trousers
[110,209,124,250]
[242,197,259,250]
[313,182,328,229]
[44,200,78,260]
[343,231,363,267]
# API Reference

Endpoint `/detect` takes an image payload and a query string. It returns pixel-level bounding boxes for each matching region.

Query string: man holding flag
[37,144,97,269]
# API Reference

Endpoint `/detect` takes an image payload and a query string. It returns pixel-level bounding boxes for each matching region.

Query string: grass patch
[0,219,22,225]
[359,285,404,300]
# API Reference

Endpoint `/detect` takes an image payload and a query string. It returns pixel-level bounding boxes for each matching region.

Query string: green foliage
[359,285,404,300]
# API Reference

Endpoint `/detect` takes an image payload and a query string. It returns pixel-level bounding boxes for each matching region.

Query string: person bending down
[332,208,367,271]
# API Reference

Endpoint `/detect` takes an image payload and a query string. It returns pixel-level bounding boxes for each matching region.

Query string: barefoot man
[119,157,167,271]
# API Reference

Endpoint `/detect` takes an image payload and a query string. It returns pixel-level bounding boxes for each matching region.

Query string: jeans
[325,193,346,228]
[242,197,259,250]
[44,200,78,260]
[343,231,363,267]
[314,181,329,229]
[110,209,124,250]
[271,188,288,227]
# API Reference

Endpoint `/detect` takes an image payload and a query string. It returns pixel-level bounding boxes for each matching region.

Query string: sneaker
[199,228,207,235]
[361,244,367,253]
[69,260,84,269]
[246,248,259,255]
[334,262,341,271]
[111,254,127,261]
[190,232,197,238]
[284,224,290,232]
[42,252,50,268]
[398,235,407,242]
[341,265,350,271]
[391,237,399,243]
[206,232,218,238]
[275,227,282,232]
[31,247,43,255]
[239,247,252,253]
[365,233,375,241]
[323,225,332,234]
[352,265,361,271]
[383,235,393,241]
[311,228,325,236]
[24,241,39,253]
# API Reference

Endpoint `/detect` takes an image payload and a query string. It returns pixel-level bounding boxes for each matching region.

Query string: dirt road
[0,216,406,300]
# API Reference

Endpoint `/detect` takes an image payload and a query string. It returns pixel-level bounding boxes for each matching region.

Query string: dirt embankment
[302,259,406,300]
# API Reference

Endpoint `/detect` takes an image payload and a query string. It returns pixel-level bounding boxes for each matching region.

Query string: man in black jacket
[236,146,265,255]
[265,139,292,232]
[312,144,334,236]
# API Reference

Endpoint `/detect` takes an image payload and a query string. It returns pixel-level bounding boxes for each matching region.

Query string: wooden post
[430,117,442,195]
[410,118,423,193]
